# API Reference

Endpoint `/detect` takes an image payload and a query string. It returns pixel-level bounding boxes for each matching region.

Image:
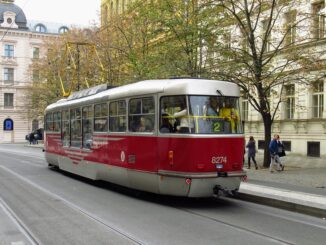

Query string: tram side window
[94,103,108,132]
[109,100,126,132]
[53,111,61,132]
[129,97,155,132]
[62,110,70,147]
[160,96,190,133]
[45,113,53,131]
[70,108,82,147]
[82,106,93,148]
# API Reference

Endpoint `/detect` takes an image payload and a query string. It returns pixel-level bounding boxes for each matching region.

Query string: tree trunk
[262,114,272,168]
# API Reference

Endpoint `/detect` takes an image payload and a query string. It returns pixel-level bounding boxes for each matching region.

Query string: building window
[284,84,295,119]
[285,10,297,45]
[241,93,249,121]
[282,141,291,151]
[122,0,125,12]
[102,5,108,25]
[116,0,120,14]
[35,24,46,33]
[4,68,14,83]
[258,140,265,149]
[4,44,14,57]
[312,81,324,118]
[4,93,14,108]
[307,142,320,157]
[262,19,271,51]
[59,26,69,34]
[32,70,40,82]
[110,1,114,18]
[32,119,39,131]
[3,118,14,131]
[312,1,325,39]
[33,47,39,59]
[240,28,249,52]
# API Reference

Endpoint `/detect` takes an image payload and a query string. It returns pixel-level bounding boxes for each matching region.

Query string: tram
[44,78,246,197]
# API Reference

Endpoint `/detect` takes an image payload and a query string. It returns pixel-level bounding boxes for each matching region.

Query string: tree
[98,0,221,80]
[27,28,105,118]
[211,0,326,167]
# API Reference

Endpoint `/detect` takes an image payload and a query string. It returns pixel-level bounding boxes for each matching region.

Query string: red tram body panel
[44,79,246,197]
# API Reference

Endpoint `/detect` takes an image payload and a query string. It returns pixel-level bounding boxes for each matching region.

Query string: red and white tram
[44,78,246,197]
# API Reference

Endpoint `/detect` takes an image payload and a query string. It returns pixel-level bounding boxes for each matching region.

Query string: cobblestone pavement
[244,152,326,191]
[245,166,326,189]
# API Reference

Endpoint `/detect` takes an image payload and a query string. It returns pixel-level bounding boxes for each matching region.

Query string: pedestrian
[269,134,281,173]
[246,136,258,169]
[277,135,286,171]
[29,132,34,145]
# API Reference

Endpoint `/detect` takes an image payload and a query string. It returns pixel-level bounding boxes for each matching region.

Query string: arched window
[59,26,69,34]
[3,118,14,131]
[32,119,39,131]
[35,24,47,33]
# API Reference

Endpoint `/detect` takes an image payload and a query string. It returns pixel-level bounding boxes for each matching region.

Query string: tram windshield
[160,95,243,134]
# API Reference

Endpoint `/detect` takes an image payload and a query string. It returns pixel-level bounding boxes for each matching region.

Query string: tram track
[173,202,296,245]
[0,164,144,245]
[1,147,324,244]
[0,196,40,245]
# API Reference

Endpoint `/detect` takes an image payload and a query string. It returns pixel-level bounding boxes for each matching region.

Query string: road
[0,144,325,245]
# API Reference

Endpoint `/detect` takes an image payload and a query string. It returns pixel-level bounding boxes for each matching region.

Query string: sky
[15,0,101,26]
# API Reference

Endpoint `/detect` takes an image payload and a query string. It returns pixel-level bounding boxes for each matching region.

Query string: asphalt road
[0,144,325,245]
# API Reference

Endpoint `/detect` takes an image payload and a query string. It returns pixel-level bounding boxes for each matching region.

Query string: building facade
[0,0,69,143]
[101,0,135,26]
[237,0,326,159]
[99,0,326,160]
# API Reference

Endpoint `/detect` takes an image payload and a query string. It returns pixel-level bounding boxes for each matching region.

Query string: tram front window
[160,95,242,134]
[189,95,242,134]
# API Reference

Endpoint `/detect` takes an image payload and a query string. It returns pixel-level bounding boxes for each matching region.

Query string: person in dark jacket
[29,132,34,145]
[246,136,258,169]
[277,135,285,171]
[269,134,281,172]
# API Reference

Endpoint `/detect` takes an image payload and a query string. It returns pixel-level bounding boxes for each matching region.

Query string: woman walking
[246,136,258,169]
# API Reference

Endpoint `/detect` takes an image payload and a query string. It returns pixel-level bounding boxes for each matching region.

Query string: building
[233,0,326,160]
[99,0,326,160]
[101,0,134,26]
[0,0,70,143]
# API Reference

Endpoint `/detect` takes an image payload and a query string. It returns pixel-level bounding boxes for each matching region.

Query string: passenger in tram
[202,97,221,133]
[206,97,220,117]
[160,113,173,133]
[173,102,194,133]
[219,98,240,133]
[137,117,146,132]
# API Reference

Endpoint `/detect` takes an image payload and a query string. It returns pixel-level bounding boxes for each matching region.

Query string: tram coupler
[213,185,224,197]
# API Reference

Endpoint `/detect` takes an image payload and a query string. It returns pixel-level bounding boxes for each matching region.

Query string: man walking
[269,134,281,173]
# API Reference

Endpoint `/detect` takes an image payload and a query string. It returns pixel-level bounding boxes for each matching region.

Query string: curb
[236,192,326,218]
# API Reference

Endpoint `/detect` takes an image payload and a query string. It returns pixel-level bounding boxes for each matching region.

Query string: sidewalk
[239,153,326,217]
[25,143,326,217]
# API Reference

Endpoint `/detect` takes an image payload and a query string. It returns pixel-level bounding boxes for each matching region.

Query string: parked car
[26,128,44,144]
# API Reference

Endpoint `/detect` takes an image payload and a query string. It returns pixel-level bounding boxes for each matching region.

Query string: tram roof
[46,78,239,111]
